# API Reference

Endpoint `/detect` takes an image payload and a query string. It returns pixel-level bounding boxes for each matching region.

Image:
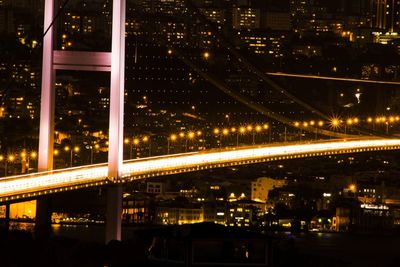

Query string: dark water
[10,223,400,266]
[288,232,400,267]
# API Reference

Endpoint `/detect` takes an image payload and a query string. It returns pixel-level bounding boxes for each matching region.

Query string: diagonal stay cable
[126,7,357,138]
[184,0,385,137]
[185,0,329,120]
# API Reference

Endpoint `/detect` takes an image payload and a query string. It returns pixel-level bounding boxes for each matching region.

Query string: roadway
[1,138,400,203]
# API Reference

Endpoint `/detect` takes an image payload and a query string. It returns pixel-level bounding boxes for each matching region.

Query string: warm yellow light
[389,116,395,122]
[310,120,315,126]
[231,127,236,133]
[8,155,15,162]
[203,51,210,59]
[64,146,70,152]
[318,121,324,127]
[167,49,173,55]
[94,144,100,149]
[330,116,341,129]
[54,149,59,156]
[21,152,27,158]
[367,117,373,123]
[246,125,253,131]
[346,118,353,125]
[188,132,195,139]
[133,138,140,145]
[349,184,356,192]
[213,128,220,135]
[124,138,130,144]
[222,129,229,135]
[303,122,308,127]
[255,125,262,132]
[143,136,149,142]
[73,146,80,152]
[353,118,359,124]
[239,127,246,133]
[30,152,37,159]
[170,134,177,141]
[197,131,202,136]
[263,124,269,129]
[0,155,3,161]
[294,122,300,127]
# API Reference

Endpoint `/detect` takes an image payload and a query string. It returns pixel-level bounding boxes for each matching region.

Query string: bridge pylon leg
[105,0,126,243]
[106,185,123,243]
[36,0,56,238]
[35,197,52,239]
[38,0,126,242]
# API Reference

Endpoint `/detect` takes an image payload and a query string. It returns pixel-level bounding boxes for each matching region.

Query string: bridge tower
[38,0,126,242]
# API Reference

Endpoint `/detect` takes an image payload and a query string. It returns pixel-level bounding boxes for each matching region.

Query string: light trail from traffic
[1,138,400,202]
[266,72,400,85]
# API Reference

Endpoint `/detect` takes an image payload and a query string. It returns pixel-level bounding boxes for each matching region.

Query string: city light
[329,117,341,130]
[170,134,177,141]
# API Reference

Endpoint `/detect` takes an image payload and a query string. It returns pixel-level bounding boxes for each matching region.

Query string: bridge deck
[1,138,400,203]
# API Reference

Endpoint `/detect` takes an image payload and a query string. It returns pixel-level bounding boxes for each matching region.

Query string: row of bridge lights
[328,116,400,134]
[166,124,270,152]
[2,115,399,175]
[123,136,151,158]
[0,151,37,176]
[295,116,400,133]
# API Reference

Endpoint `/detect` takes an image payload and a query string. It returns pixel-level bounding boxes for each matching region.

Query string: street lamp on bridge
[64,146,80,167]
[168,134,177,154]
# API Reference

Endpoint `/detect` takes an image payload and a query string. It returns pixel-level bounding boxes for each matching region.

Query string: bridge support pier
[1,203,10,230]
[35,198,53,239]
[105,185,123,243]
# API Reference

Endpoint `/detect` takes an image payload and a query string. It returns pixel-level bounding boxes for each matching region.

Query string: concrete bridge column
[36,0,56,238]
[1,203,10,230]
[106,186,123,242]
[106,0,126,243]
[35,198,53,239]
